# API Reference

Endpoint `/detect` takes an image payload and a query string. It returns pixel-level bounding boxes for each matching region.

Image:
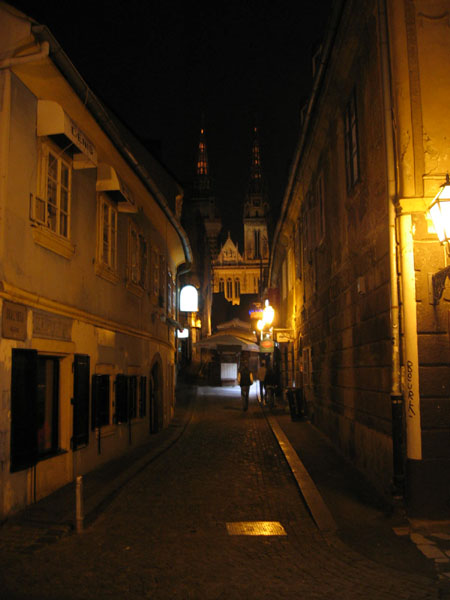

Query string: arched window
[219,278,224,293]
[226,278,232,299]
[235,278,240,297]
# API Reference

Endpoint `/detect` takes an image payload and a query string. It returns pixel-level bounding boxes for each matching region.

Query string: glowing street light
[428,175,450,303]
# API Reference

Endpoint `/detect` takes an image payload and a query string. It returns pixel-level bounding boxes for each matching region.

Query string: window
[315,173,325,245]
[254,229,260,258]
[72,354,90,450]
[31,142,75,259]
[128,376,138,420]
[36,357,59,457]
[10,350,65,471]
[226,278,232,299]
[219,279,224,293]
[114,375,129,424]
[159,255,166,307]
[95,194,118,283]
[100,195,118,270]
[150,247,160,304]
[92,374,110,429]
[34,143,71,239]
[167,271,175,317]
[302,347,313,386]
[128,222,148,294]
[139,376,147,418]
[10,349,38,472]
[295,218,303,280]
[235,278,240,298]
[344,90,360,190]
[114,374,144,423]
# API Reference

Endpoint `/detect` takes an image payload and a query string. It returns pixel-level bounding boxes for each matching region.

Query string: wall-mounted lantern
[427,174,450,303]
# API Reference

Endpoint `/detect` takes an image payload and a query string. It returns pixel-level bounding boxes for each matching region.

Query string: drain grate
[226,521,287,536]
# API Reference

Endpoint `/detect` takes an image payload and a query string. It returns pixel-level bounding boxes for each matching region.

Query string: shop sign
[276,331,294,343]
[33,309,72,341]
[2,301,27,340]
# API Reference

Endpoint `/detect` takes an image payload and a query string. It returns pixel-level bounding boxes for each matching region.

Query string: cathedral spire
[244,125,268,218]
[194,118,211,193]
[249,126,263,195]
[191,117,222,260]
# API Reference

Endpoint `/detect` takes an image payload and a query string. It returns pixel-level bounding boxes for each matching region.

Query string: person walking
[238,361,253,411]
[257,360,266,403]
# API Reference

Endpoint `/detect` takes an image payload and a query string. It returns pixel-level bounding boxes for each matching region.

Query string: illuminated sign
[180,285,198,312]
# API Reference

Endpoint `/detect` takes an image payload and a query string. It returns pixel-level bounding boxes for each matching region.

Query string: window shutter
[114,374,128,423]
[128,376,137,420]
[72,354,90,449]
[10,349,38,473]
[92,374,110,430]
[139,376,147,418]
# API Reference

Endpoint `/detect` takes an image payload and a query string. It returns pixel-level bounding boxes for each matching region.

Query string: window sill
[31,224,75,260]
[94,425,116,438]
[126,280,145,298]
[95,262,119,285]
[37,448,68,463]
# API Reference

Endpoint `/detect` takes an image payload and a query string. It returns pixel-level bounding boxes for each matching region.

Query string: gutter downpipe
[378,0,406,501]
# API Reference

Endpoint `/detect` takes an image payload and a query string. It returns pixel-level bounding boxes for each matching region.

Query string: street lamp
[427,174,450,303]
[262,299,274,327]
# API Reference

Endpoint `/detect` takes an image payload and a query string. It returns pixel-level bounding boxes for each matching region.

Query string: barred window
[344,91,360,190]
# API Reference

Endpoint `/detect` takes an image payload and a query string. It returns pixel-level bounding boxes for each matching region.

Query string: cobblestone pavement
[0,387,442,599]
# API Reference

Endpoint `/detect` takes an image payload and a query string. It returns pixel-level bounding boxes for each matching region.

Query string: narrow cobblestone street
[0,387,441,599]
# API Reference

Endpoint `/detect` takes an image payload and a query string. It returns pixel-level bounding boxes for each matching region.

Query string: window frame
[344,90,360,191]
[95,193,119,284]
[31,140,75,259]
[127,220,148,296]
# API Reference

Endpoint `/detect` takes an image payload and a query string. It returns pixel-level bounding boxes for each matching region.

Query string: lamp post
[427,174,450,303]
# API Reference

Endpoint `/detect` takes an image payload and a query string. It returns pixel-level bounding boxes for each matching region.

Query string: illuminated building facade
[270,0,450,516]
[0,3,192,518]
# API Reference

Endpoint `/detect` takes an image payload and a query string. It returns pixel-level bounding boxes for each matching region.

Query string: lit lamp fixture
[257,300,275,332]
[428,174,450,303]
[262,299,274,327]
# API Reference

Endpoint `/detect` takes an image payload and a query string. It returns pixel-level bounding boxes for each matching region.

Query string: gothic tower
[191,124,222,260]
[243,126,269,263]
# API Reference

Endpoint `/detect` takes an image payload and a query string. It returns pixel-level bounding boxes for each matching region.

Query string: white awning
[96,163,137,212]
[37,100,97,168]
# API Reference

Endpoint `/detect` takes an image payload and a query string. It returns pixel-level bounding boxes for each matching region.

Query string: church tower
[212,126,270,307]
[243,126,269,263]
[191,124,222,260]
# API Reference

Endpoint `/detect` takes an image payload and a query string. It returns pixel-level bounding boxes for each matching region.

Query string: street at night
[1,384,447,599]
[1,1,450,597]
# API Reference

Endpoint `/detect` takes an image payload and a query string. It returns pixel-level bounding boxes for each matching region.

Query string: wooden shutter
[72,354,90,449]
[139,376,147,418]
[10,349,38,472]
[92,374,110,429]
[114,374,128,423]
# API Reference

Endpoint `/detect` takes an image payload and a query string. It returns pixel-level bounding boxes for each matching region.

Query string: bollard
[75,475,84,533]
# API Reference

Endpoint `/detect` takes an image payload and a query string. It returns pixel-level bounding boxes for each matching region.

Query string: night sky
[9,0,332,240]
